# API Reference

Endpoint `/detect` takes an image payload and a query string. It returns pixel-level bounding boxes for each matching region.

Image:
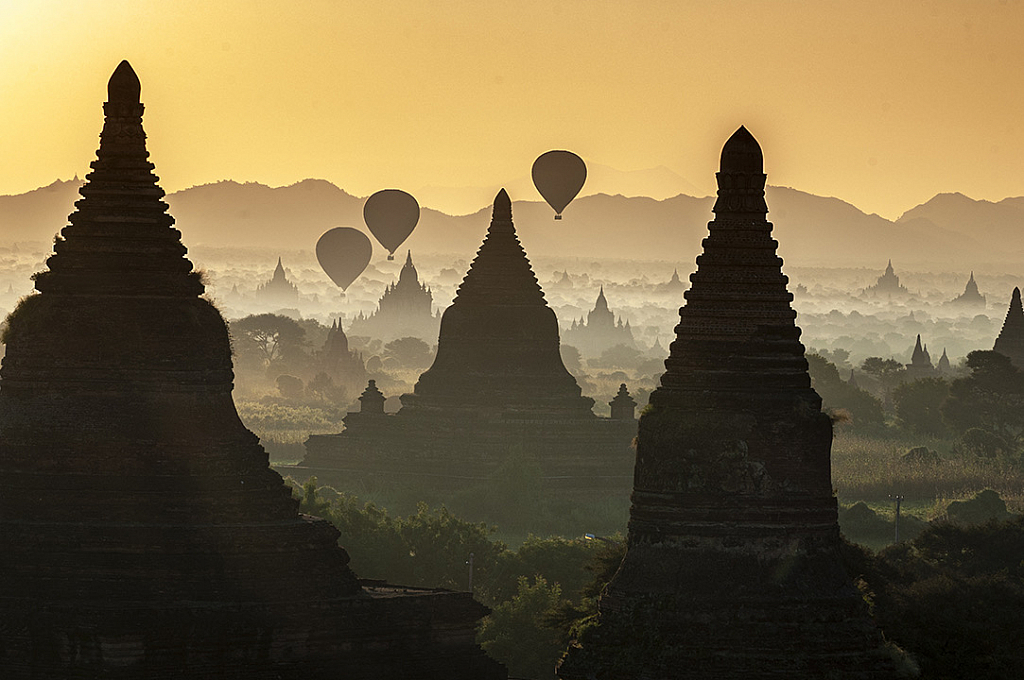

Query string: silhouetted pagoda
[905,333,935,379]
[318,318,367,389]
[950,271,985,306]
[863,259,908,297]
[348,250,440,343]
[993,287,1024,369]
[937,348,952,373]
[562,287,635,357]
[657,267,686,294]
[255,256,300,306]
[0,61,502,680]
[303,191,636,492]
[559,127,896,679]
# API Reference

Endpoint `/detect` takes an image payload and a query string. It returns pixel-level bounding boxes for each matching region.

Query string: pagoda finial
[107,60,141,104]
[493,189,512,221]
[405,249,413,266]
[719,126,763,174]
[713,126,768,216]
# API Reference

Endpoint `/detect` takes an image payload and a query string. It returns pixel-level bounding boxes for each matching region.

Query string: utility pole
[889,494,904,543]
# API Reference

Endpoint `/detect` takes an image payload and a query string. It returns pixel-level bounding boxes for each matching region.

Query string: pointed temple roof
[910,333,932,367]
[993,287,1024,368]
[0,62,500,678]
[595,286,609,311]
[657,126,809,403]
[401,189,594,417]
[559,126,896,679]
[398,249,420,286]
[937,348,951,372]
[952,270,986,304]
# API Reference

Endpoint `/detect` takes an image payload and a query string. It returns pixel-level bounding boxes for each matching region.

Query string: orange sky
[1,0,1023,218]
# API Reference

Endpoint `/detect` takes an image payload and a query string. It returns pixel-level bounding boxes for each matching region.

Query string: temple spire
[994,287,1024,368]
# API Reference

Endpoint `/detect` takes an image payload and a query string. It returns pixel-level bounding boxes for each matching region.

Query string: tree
[588,344,642,370]
[850,516,1024,680]
[231,313,306,364]
[477,577,569,679]
[942,350,1024,452]
[893,376,950,437]
[861,357,907,410]
[807,353,884,427]
[560,344,582,375]
[382,336,434,369]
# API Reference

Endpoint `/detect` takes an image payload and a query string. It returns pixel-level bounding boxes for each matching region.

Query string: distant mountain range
[2,179,1022,268]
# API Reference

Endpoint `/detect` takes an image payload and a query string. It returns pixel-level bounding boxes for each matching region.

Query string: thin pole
[889,494,904,544]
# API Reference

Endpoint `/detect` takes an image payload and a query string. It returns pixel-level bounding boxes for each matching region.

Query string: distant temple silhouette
[558,127,896,678]
[562,287,636,356]
[993,287,1024,369]
[318,318,367,389]
[905,333,936,379]
[657,267,686,294]
[255,256,300,306]
[0,61,501,679]
[302,190,636,490]
[863,259,908,296]
[937,347,952,373]
[348,250,440,343]
[950,271,986,306]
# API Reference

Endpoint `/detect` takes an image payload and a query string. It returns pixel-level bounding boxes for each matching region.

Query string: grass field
[831,429,1024,515]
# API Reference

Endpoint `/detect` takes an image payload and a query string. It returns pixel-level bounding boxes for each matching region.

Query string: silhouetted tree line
[810,350,1024,463]
[293,478,1022,679]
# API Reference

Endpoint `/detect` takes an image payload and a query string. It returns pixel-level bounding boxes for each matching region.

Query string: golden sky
[1,0,1023,218]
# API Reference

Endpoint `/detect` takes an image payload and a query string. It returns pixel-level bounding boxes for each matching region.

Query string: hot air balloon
[532,150,587,220]
[363,189,420,260]
[316,227,372,290]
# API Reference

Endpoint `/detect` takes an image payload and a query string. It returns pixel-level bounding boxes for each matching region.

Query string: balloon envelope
[316,227,372,290]
[363,189,420,258]
[532,150,587,219]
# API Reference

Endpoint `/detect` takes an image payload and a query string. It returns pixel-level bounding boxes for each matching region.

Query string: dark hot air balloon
[363,189,420,260]
[532,150,587,220]
[316,227,372,290]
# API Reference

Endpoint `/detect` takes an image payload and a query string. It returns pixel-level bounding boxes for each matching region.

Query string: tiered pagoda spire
[559,127,895,679]
[993,287,1024,369]
[0,61,500,679]
[401,189,594,417]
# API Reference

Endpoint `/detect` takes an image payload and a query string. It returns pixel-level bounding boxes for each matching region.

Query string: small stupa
[993,287,1024,369]
[558,127,896,679]
[0,61,501,679]
[905,334,935,379]
[950,271,986,305]
[937,348,952,373]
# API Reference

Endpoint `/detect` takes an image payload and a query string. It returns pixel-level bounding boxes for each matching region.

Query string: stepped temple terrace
[301,190,637,493]
[0,61,503,680]
[557,127,897,679]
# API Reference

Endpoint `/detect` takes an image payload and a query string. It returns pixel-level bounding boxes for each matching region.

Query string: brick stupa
[303,191,635,491]
[0,61,502,680]
[558,127,896,679]
[993,287,1024,369]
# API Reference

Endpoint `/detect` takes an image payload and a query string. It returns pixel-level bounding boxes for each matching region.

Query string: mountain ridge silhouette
[1,178,1020,266]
